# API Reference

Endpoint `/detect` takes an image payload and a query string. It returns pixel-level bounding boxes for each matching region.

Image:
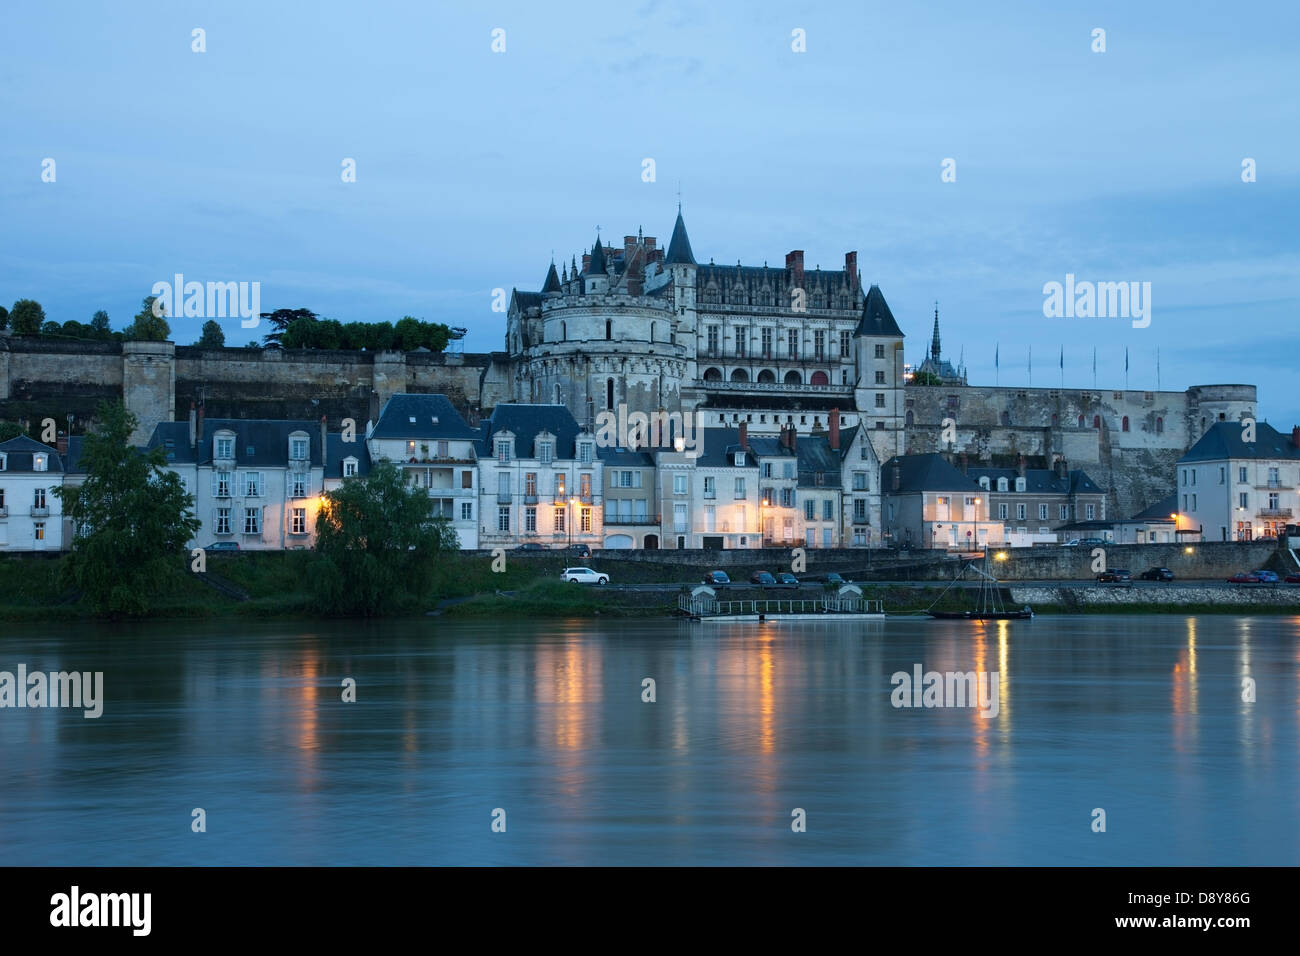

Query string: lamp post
[569,496,576,548]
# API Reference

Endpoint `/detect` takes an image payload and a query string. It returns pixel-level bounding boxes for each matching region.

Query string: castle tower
[665,207,699,384]
[853,284,907,463]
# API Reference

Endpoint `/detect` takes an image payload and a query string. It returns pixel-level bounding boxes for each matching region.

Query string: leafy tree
[260,308,318,348]
[0,421,24,441]
[394,316,423,351]
[52,401,200,616]
[41,320,60,336]
[10,299,45,335]
[198,319,225,348]
[909,371,943,386]
[0,305,9,330]
[90,310,111,336]
[244,340,260,348]
[311,459,458,616]
[125,295,171,341]
[61,320,94,339]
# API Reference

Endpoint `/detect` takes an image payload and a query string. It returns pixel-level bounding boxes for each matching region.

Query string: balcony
[523,493,538,504]
[497,491,513,504]
[1258,508,1293,518]
[31,506,49,517]
[1255,480,1284,489]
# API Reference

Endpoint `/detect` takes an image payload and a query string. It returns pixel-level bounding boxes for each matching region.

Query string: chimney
[789,426,797,452]
[320,415,328,460]
[1016,454,1027,478]
[785,250,805,290]
[56,431,68,455]
[959,451,968,475]
[644,237,656,252]
[829,408,840,450]
[196,402,205,450]
[844,253,858,290]
[189,401,197,449]
[368,389,380,425]
[1055,456,1068,479]
[738,421,748,452]
[1293,426,1300,449]
[582,253,591,272]
[624,235,637,259]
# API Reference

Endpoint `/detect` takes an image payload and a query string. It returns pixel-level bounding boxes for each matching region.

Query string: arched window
[1093,415,1101,429]
[979,476,990,490]
[605,320,612,341]
[784,370,801,385]
[757,369,776,383]
[1000,411,1010,425]
[810,370,829,386]
[606,378,614,410]
[730,368,749,382]
[560,321,566,341]
[1122,416,1130,432]
[553,384,561,404]
[1156,416,1163,434]
[906,410,915,427]
[997,478,1008,492]
[703,367,722,382]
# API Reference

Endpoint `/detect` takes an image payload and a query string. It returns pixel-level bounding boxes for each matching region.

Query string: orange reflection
[972,625,989,760]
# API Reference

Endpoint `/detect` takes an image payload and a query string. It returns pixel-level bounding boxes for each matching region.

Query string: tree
[125,295,171,341]
[198,319,225,348]
[909,371,944,386]
[90,310,110,337]
[0,305,9,330]
[311,459,459,616]
[10,299,45,336]
[0,421,24,441]
[260,308,318,348]
[41,320,61,336]
[52,401,200,616]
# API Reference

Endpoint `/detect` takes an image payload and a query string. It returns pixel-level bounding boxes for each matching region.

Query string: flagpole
[1092,347,1097,390]
[1028,345,1032,387]
[1157,347,1161,392]
[1125,347,1129,391]
[1059,345,1064,389]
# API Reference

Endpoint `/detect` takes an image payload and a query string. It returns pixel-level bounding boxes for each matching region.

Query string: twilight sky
[2,1,1297,423]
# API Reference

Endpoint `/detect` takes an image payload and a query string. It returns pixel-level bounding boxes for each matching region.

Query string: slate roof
[326,433,371,478]
[855,284,904,338]
[512,290,543,313]
[1178,421,1300,463]
[664,210,696,265]
[596,445,656,467]
[882,453,982,493]
[968,466,1104,496]
[371,394,479,441]
[1126,493,1178,522]
[480,404,584,459]
[694,428,758,468]
[542,262,562,293]
[586,237,608,275]
[0,435,63,473]
[147,419,326,467]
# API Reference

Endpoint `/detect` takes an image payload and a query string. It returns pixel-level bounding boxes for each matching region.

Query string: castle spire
[665,208,696,265]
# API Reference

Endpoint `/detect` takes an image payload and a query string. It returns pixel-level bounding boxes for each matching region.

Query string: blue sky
[3,1,1297,422]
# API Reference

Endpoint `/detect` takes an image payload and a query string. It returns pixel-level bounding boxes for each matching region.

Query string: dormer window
[215,435,234,460]
[538,441,554,464]
[289,435,309,460]
[343,457,358,478]
[496,439,512,463]
[997,478,1008,492]
[578,441,593,464]
[979,476,990,490]
[1015,477,1027,493]
[0,453,6,471]
[734,452,746,467]
[33,454,47,472]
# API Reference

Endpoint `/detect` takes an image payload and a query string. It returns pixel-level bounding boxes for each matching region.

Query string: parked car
[1139,567,1175,581]
[1061,539,1081,547]
[1284,573,1300,584]
[776,572,799,588]
[820,572,848,586]
[561,567,608,585]
[702,570,731,586]
[1227,571,1263,584]
[205,542,240,552]
[1254,570,1280,583]
[563,543,592,558]
[750,571,777,587]
[1079,537,1108,547]
[1096,569,1131,583]
[512,542,548,552]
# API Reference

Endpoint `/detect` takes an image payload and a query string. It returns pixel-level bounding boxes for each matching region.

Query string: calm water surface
[1,614,1297,865]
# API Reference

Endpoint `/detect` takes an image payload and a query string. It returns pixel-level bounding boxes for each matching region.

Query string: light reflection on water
[0,614,1297,865]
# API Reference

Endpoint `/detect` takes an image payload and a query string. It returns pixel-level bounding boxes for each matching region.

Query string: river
[1,614,1296,865]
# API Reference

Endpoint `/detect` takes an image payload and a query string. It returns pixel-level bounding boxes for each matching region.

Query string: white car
[561,567,609,585]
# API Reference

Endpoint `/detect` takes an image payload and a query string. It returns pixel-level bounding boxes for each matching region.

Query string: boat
[926,554,1033,621]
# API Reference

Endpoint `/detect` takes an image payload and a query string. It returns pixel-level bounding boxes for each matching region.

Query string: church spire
[931,302,941,361]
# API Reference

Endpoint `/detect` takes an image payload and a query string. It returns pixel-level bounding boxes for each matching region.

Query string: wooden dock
[678,585,885,622]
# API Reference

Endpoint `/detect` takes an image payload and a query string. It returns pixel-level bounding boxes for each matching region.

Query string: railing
[524,493,538,504]
[1259,508,1293,517]
[698,598,884,616]
[496,492,512,503]
[0,506,6,518]
[31,506,49,517]
[702,380,852,394]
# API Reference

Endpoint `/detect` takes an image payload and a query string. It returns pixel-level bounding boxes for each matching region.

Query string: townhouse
[750,423,851,548]
[365,393,481,549]
[660,426,759,549]
[881,453,1004,550]
[0,435,65,551]
[1175,421,1300,542]
[476,403,601,550]
[599,445,658,549]
[967,457,1107,546]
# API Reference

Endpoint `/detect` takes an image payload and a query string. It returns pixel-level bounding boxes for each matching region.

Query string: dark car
[1080,537,1108,547]
[702,570,731,586]
[1254,570,1280,584]
[564,543,592,558]
[1096,569,1131,583]
[512,542,548,552]
[821,572,848,586]
[1139,567,1175,582]
[1227,571,1262,584]
[205,542,240,552]
[750,571,777,587]
[776,572,799,588]
[1284,573,1300,584]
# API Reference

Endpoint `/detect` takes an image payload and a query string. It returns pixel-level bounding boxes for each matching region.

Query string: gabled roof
[480,404,585,459]
[0,435,63,473]
[542,262,562,293]
[795,435,842,488]
[371,394,479,441]
[597,444,656,467]
[1178,421,1300,463]
[511,289,543,313]
[968,466,1104,496]
[326,433,371,478]
[149,419,326,467]
[694,428,758,468]
[665,210,696,265]
[855,284,904,338]
[882,453,981,493]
